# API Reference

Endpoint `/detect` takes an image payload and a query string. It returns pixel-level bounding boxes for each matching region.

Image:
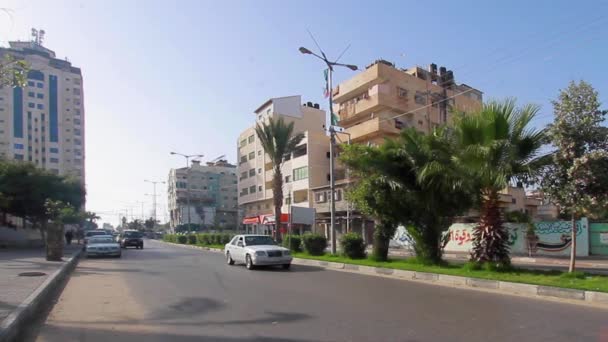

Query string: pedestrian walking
[65,230,74,245]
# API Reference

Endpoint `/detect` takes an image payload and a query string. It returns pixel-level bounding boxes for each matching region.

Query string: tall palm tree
[454,99,546,265]
[255,117,304,241]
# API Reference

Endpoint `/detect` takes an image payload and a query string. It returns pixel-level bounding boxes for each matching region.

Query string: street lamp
[299,46,357,254]
[170,152,204,228]
[144,179,166,225]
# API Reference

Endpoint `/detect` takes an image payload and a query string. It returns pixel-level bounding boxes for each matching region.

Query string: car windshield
[244,236,276,246]
[124,232,142,238]
[86,231,106,237]
[89,237,114,244]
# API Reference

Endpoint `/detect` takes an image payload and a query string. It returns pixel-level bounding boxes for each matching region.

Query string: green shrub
[177,235,188,244]
[282,235,302,252]
[302,234,327,256]
[208,233,218,245]
[187,234,197,244]
[463,261,482,271]
[560,271,586,280]
[198,234,210,245]
[221,233,232,245]
[340,233,366,259]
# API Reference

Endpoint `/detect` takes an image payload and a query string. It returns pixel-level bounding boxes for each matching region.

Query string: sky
[1,0,607,226]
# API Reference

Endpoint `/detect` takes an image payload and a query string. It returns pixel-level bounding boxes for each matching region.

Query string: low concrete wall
[0,227,43,248]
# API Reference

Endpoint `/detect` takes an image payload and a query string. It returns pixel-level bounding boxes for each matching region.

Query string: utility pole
[299,46,357,255]
[145,179,166,224]
[170,152,204,228]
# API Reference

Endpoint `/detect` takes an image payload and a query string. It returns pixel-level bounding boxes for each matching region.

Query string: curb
[0,248,83,342]
[158,241,608,308]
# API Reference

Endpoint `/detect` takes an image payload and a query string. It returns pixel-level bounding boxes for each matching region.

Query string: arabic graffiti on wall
[441,218,589,257]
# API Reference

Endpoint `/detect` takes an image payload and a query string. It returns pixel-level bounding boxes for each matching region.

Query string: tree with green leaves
[0,54,28,88]
[541,81,608,272]
[453,99,547,267]
[45,200,81,261]
[144,217,158,231]
[128,219,144,231]
[341,128,475,263]
[255,117,304,241]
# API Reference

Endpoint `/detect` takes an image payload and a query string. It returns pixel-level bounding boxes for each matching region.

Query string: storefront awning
[242,216,260,224]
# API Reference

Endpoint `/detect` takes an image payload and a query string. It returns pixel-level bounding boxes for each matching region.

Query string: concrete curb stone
[437,274,467,286]
[414,272,438,281]
[466,278,499,289]
[0,249,82,342]
[538,286,585,300]
[585,291,608,304]
[499,281,539,296]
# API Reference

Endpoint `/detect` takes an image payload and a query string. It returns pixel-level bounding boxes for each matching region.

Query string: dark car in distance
[120,230,144,249]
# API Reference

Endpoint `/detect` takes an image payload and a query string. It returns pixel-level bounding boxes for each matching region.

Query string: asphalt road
[27,240,608,342]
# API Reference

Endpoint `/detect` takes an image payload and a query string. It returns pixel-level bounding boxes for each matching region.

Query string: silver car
[225,235,292,270]
[86,236,122,258]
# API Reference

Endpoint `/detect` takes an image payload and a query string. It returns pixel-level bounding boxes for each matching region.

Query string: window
[285,197,291,205]
[511,198,516,204]
[41,114,45,121]
[74,139,81,145]
[334,189,342,201]
[73,88,81,95]
[75,109,81,116]
[248,151,255,160]
[13,143,24,149]
[28,91,35,97]
[249,185,256,194]
[258,168,262,174]
[74,100,81,106]
[257,150,262,156]
[36,82,43,88]
[14,154,24,160]
[36,93,44,99]
[285,175,291,183]
[293,144,307,158]
[74,150,82,156]
[239,155,247,164]
[74,128,81,136]
[293,167,308,181]
[37,104,44,110]
[27,81,35,87]
[28,103,35,108]
[240,139,247,147]
[240,188,249,197]
[415,91,427,105]
[240,171,247,180]
[249,169,255,177]
[397,87,408,98]
[258,185,262,192]
[49,158,59,163]
[248,135,254,143]
[315,192,327,203]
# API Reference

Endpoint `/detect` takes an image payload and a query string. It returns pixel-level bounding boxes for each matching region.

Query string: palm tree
[255,117,304,241]
[454,98,546,266]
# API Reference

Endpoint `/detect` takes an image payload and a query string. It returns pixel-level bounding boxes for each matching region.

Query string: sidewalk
[0,243,82,323]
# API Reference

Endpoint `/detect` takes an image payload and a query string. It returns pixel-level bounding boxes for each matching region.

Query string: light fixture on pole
[144,179,166,224]
[299,45,357,254]
[170,152,204,228]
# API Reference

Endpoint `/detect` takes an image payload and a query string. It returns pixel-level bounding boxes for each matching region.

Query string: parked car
[86,236,121,258]
[120,230,144,249]
[224,234,292,270]
[84,230,111,245]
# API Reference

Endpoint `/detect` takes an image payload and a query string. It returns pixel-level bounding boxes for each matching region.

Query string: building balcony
[345,117,404,143]
[337,93,385,126]
[333,63,388,103]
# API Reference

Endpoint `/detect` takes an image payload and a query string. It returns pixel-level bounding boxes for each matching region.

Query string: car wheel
[140,244,144,250]
[282,263,291,270]
[245,254,255,270]
[117,253,122,258]
[226,252,235,265]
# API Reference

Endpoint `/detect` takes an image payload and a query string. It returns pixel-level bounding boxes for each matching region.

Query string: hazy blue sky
[1,0,607,225]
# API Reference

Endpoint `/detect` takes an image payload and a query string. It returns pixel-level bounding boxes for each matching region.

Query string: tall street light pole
[144,179,166,224]
[170,152,204,228]
[299,46,357,254]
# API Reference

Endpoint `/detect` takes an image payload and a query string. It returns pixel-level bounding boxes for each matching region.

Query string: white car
[86,236,122,258]
[225,234,292,270]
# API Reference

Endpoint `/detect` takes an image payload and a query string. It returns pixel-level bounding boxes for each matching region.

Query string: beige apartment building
[237,96,330,234]
[167,159,238,230]
[312,60,484,242]
[0,37,85,183]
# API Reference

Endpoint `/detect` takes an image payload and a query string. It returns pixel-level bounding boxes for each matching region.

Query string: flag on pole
[323,69,330,98]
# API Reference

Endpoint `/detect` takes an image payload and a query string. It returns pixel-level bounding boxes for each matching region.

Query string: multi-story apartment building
[167,160,238,230]
[0,38,85,183]
[237,96,330,235]
[312,60,483,242]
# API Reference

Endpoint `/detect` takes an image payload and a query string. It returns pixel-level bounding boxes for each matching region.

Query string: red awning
[260,214,290,225]
[242,216,260,224]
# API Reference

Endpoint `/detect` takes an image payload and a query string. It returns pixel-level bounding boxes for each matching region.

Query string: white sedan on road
[225,235,292,270]
[86,236,122,258]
